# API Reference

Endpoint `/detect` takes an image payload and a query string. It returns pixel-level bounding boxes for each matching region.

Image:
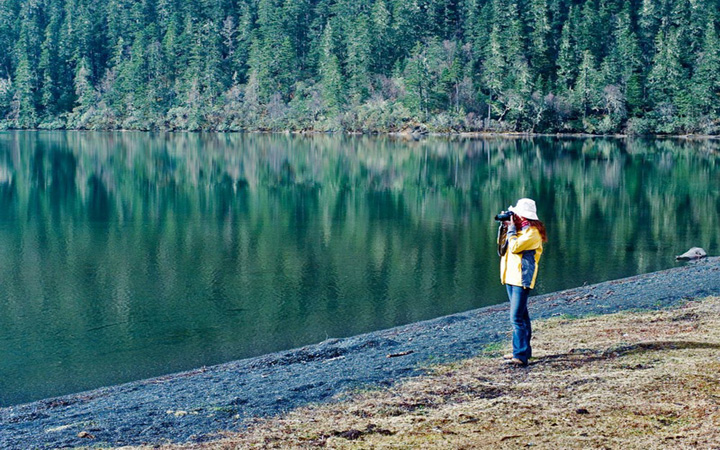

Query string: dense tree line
[0,0,719,134]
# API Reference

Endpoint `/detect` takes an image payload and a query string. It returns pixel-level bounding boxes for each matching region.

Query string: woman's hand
[507,217,517,235]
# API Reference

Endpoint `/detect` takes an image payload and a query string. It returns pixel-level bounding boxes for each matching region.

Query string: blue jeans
[506,284,532,363]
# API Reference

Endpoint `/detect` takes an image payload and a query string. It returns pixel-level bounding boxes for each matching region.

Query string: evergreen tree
[638,0,662,58]
[607,7,643,115]
[391,0,423,60]
[120,29,148,101]
[13,48,38,127]
[480,0,530,127]
[691,19,720,115]
[404,42,431,116]
[12,9,41,128]
[39,7,62,117]
[318,24,344,114]
[463,0,491,63]
[482,26,505,106]
[0,0,21,81]
[647,28,685,108]
[573,50,602,119]
[161,16,180,83]
[437,41,465,113]
[576,0,601,57]
[72,56,95,123]
[282,0,311,73]
[527,0,551,84]
[370,0,392,74]
[232,2,254,82]
[555,11,577,92]
[196,21,224,101]
[248,0,297,101]
[346,14,372,103]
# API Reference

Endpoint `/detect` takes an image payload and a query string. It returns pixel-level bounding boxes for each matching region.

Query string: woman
[499,198,547,366]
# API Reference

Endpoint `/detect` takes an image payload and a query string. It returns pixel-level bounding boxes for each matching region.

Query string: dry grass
[176,297,720,449]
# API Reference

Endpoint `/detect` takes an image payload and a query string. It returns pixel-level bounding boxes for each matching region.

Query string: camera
[494,210,514,221]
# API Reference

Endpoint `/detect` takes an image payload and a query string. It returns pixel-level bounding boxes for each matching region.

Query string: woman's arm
[508,227,542,253]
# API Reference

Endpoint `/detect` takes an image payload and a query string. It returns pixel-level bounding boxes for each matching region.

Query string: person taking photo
[498,198,547,366]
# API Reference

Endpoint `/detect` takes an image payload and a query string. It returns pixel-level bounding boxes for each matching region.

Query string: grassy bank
[168,296,720,449]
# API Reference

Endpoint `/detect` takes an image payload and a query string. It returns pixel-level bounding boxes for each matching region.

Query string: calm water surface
[0,131,718,406]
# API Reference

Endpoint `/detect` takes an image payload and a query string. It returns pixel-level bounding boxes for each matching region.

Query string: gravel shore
[2,258,719,449]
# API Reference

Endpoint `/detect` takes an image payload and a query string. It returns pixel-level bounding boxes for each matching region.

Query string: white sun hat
[508,198,539,220]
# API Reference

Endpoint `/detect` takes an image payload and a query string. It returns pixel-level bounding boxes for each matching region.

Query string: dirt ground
[185,296,720,449]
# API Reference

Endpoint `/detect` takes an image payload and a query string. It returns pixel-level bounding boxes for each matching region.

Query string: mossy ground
[163,296,720,449]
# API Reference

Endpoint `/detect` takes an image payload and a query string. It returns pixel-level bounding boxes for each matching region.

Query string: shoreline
[2,127,720,140]
[2,258,719,448]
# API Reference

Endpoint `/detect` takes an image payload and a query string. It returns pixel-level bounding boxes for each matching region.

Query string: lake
[0,131,718,406]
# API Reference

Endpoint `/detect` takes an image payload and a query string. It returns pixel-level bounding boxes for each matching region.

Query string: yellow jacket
[499,225,543,289]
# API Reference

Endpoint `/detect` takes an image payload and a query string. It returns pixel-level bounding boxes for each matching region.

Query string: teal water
[0,131,718,406]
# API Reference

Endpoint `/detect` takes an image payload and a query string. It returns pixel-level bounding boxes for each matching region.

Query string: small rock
[575,408,590,415]
[675,247,707,261]
[77,431,95,439]
[338,429,363,440]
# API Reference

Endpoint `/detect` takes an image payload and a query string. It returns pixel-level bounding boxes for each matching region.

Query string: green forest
[1,0,719,134]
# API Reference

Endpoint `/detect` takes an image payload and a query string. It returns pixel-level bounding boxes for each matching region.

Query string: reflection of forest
[0,131,718,405]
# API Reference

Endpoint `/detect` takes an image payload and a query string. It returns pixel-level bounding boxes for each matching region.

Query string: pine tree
[370,0,392,74]
[404,42,430,116]
[638,0,661,58]
[248,0,297,101]
[437,41,465,113]
[318,24,344,114]
[691,20,720,115]
[463,0,491,64]
[576,0,601,57]
[12,11,41,128]
[493,0,523,62]
[72,57,95,122]
[0,0,21,82]
[346,14,372,103]
[573,50,601,118]
[282,0,311,75]
[196,21,224,101]
[13,49,38,127]
[669,0,696,71]
[121,29,148,100]
[39,8,62,117]
[161,16,180,83]
[480,0,527,125]
[482,27,505,103]
[221,15,237,75]
[391,0,423,60]
[555,11,577,92]
[607,7,643,115]
[145,26,168,115]
[647,28,685,108]
[232,2,254,82]
[527,0,551,83]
